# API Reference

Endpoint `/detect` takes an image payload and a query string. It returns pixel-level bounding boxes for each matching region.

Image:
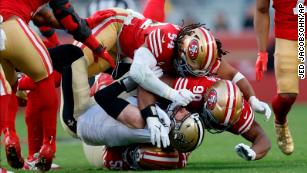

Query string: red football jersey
[0,0,49,23]
[273,0,307,40]
[119,18,180,72]
[172,76,254,135]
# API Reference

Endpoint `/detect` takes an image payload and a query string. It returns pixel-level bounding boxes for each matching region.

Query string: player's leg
[273,38,300,155]
[0,62,24,169]
[143,0,165,22]
[75,15,123,77]
[0,18,58,171]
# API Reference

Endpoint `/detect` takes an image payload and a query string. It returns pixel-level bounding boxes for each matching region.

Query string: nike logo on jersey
[161,35,166,43]
[157,62,165,66]
[243,113,248,120]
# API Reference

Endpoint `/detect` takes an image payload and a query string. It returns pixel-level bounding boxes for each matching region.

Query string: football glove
[152,65,163,78]
[235,143,256,161]
[146,117,170,148]
[169,89,195,106]
[249,96,272,121]
[255,51,268,81]
[85,9,116,29]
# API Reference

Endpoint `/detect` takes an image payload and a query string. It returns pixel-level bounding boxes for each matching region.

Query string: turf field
[1,104,307,173]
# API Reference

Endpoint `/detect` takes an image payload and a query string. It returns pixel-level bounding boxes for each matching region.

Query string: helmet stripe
[228,82,237,123]
[223,81,231,123]
[195,117,204,147]
[200,28,213,70]
[223,81,235,125]
[199,28,210,69]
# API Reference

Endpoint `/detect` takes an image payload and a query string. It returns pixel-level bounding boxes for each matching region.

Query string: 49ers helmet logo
[206,89,217,110]
[188,39,199,60]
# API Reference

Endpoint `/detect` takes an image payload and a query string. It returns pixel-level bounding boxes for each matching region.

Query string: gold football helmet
[202,80,243,133]
[174,26,218,77]
[168,106,205,152]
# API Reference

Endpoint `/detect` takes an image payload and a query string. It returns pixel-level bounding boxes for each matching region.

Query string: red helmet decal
[188,39,199,60]
[206,89,217,110]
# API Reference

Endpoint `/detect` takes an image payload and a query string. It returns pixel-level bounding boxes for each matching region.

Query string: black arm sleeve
[94,82,130,119]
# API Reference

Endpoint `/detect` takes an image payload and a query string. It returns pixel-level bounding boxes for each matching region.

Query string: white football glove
[151,66,163,78]
[156,105,171,128]
[169,89,195,106]
[146,117,170,148]
[249,96,272,121]
[235,143,256,161]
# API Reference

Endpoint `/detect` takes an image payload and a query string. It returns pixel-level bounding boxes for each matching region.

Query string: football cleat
[35,137,56,172]
[89,73,114,96]
[0,167,14,173]
[23,157,61,171]
[275,122,294,155]
[3,129,24,169]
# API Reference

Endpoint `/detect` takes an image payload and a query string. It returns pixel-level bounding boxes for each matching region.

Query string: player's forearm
[242,122,271,160]
[236,78,256,101]
[254,0,270,51]
[32,7,61,28]
[137,87,158,110]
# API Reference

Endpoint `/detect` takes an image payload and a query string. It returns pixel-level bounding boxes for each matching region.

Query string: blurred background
[38,0,306,103]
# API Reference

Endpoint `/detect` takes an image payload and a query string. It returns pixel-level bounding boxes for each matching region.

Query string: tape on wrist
[141,104,158,120]
[232,72,245,84]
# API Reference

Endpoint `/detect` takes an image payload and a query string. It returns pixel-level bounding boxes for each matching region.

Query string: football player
[254,0,306,155]
[137,76,271,161]
[0,0,114,171]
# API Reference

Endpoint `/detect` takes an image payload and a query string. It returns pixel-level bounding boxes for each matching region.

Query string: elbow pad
[49,0,91,41]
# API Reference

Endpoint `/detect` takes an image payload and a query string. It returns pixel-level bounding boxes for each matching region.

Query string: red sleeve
[173,76,218,111]
[145,26,176,62]
[229,100,255,135]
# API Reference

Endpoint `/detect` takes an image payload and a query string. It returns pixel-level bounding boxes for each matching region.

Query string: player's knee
[279,93,297,100]
[278,93,297,106]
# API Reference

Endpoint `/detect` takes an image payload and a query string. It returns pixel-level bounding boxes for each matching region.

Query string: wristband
[232,72,245,84]
[141,104,158,120]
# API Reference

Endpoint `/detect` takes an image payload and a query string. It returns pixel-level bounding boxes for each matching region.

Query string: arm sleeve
[129,47,176,100]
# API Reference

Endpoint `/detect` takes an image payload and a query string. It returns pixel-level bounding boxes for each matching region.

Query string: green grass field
[1,104,307,173]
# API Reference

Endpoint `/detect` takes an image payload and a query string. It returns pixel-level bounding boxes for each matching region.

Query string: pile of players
[1,0,299,172]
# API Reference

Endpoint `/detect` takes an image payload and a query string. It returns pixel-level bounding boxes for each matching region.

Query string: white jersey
[77,97,151,147]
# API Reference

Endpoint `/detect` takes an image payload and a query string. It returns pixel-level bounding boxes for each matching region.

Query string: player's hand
[146,117,170,148]
[249,96,272,121]
[169,89,195,106]
[255,51,268,81]
[152,66,163,78]
[85,9,116,29]
[93,47,116,68]
[156,105,171,128]
[235,143,256,161]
